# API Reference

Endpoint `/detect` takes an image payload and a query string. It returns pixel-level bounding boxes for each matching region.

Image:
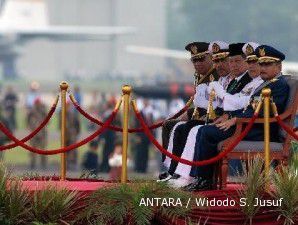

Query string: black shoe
[158,172,170,180]
[171,173,181,179]
[157,172,180,182]
[183,177,213,192]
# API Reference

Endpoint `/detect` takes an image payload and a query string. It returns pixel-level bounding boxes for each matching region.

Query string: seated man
[210,42,263,115]
[161,42,218,151]
[160,41,218,179]
[208,42,264,175]
[187,45,289,191]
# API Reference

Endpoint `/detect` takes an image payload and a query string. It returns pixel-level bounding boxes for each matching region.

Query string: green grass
[3,143,89,166]
[292,141,298,153]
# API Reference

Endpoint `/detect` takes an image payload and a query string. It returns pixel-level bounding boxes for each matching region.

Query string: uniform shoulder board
[261,78,278,89]
[270,78,278,83]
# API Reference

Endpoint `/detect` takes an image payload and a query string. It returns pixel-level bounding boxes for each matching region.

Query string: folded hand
[215,117,236,131]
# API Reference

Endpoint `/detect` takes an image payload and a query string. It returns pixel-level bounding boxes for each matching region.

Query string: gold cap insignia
[209,74,215,82]
[190,45,198,55]
[259,48,266,57]
[246,44,254,56]
[212,43,220,53]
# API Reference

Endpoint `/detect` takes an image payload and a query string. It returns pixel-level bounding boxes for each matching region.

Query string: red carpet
[20,180,114,191]
[15,180,289,225]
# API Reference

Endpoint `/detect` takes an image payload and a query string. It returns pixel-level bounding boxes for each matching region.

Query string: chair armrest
[236,117,275,123]
[235,110,292,124]
[221,109,293,150]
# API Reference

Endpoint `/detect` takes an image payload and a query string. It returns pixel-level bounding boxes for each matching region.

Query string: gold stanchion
[60,81,69,180]
[205,89,217,125]
[121,85,132,183]
[262,88,271,183]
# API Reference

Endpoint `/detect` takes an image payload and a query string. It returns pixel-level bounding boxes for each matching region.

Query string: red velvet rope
[0,102,58,151]
[133,107,258,166]
[72,99,191,133]
[0,108,119,155]
[275,115,298,141]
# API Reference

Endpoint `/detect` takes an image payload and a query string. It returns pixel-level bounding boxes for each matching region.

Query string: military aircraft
[127,45,298,99]
[0,0,135,78]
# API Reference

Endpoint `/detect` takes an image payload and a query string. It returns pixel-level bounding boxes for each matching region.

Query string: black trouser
[99,131,115,172]
[161,107,206,162]
[191,125,276,180]
[192,125,236,180]
[161,119,181,161]
[168,120,204,175]
[134,141,150,173]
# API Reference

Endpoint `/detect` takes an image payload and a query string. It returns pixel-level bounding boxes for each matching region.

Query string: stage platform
[16,178,289,225]
[20,178,114,192]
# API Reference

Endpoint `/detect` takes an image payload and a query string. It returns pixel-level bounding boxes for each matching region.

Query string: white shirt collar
[235,70,248,81]
[220,73,233,81]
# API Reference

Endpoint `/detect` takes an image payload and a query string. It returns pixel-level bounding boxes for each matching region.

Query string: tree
[167,0,298,61]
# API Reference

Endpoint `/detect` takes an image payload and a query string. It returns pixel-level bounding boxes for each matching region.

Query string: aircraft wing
[126,45,188,59]
[0,26,136,41]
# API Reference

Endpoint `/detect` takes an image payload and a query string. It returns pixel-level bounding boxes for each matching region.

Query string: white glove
[195,83,207,96]
[208,82,226,99]
[207,81,220,94]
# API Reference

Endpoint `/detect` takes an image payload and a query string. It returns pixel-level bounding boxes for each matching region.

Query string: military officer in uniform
[161,42,218,149]
[193,41,232,117]
[159,42,218,180]
[186,45,289,191]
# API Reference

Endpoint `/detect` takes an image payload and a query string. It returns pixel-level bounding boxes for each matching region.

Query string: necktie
[227,79,237,93]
